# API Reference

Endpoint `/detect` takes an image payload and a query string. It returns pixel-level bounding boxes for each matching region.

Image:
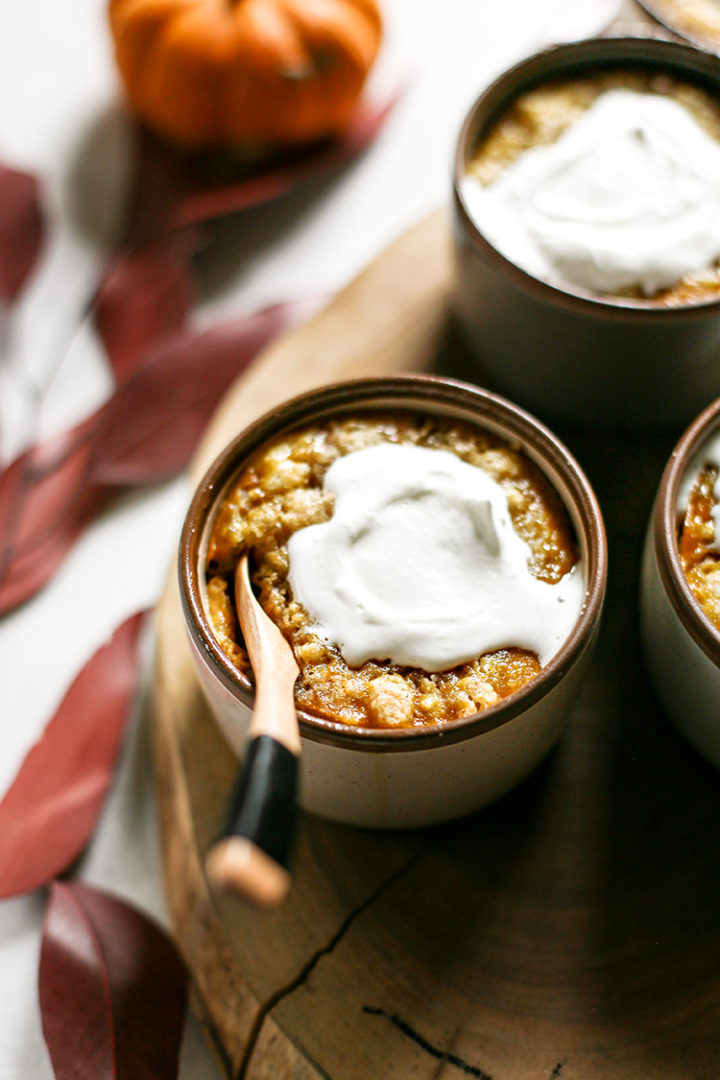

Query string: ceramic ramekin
[640,397,720,767]
[179,375,607,829]
[453,35,720,434]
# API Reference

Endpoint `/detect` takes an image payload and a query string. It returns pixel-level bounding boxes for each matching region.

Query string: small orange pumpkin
[108,0,383,150]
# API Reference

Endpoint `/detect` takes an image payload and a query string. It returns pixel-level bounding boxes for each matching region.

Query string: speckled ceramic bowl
[179,375,607,829]
[641,397,720,767]
[453,35,720,433]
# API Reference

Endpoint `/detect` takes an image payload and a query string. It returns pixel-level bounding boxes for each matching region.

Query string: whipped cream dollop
[461,88,720,296]
[287,443,584,671]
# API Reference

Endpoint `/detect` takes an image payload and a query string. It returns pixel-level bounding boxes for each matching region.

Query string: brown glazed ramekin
[640,396,720,767]
[453,36,720,433]
[179,375,607,829]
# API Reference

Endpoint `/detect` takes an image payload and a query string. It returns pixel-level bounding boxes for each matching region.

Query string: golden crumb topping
[205,413,578,729]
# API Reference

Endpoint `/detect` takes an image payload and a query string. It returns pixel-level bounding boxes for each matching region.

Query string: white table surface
[0,0,627,1074]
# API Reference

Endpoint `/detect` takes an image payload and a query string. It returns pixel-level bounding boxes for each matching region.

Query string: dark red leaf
[0,612,146,897]
[0,161,45,300]
[88,296,326,486]
[0,417,96,551]
[118,93,399,246]
[119,125,193,247]
[94,235,198,382]
[0,416,108,616]
[0,485,108,616]
[174,94,399,227]
[0,296,324,611]
[40,880,188,1080]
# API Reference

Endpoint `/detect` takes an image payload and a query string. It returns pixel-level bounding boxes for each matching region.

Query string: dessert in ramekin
[205,410,583,730]
[180,376,607,828]
[453,36,720,432]
[641,397,720,767]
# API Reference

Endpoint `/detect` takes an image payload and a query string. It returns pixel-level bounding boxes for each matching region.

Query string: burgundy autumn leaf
[0,296,323,613]
[0,612,146,898]
[174,94,400,227]
[94,235,199,382]
[88,296,326,486]
[119,89,399,246]
[40,880,188,1080]
[0,485,108,616]
[119,123,196,248]
[0,416,108,617]
[0,161,45,301]
[0,416,96,550]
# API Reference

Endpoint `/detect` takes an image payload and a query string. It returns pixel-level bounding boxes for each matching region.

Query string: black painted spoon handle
[205,555,300,908]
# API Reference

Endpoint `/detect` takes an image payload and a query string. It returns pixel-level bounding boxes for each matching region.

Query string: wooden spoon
[204,554,300,908]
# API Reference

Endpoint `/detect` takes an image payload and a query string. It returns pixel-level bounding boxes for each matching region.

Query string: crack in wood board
[362,1007,493,1080]
[236,844,430,1079]
[361,1013,568,1080]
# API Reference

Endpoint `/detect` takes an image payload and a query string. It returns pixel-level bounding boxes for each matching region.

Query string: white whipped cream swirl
[461,89,720,296]
[287,443,584,672]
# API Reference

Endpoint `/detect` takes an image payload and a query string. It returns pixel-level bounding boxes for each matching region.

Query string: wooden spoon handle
[205,734,298,908]
[205,553,301,907]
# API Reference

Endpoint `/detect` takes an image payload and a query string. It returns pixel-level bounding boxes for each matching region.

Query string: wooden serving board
[152,209,720,1080]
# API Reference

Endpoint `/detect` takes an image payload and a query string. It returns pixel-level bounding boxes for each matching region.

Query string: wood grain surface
[153,204,720,1079]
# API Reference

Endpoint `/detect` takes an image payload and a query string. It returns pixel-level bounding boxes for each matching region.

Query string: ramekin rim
[179,374,608,752]
[653,396,720,665]
[452,34,720,321]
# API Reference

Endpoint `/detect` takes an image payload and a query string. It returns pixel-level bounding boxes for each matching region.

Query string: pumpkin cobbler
[205,413,579,730]
[465,69,720,305]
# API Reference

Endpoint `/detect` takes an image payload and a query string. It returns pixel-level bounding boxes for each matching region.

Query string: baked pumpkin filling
[205,413,582,730]
[462,70,720,305]
[679,458,720,630]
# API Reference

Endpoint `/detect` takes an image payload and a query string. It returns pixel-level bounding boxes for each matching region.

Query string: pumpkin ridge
[236,0,309,74]
[277,0,381,73]
[110,1,184,121]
